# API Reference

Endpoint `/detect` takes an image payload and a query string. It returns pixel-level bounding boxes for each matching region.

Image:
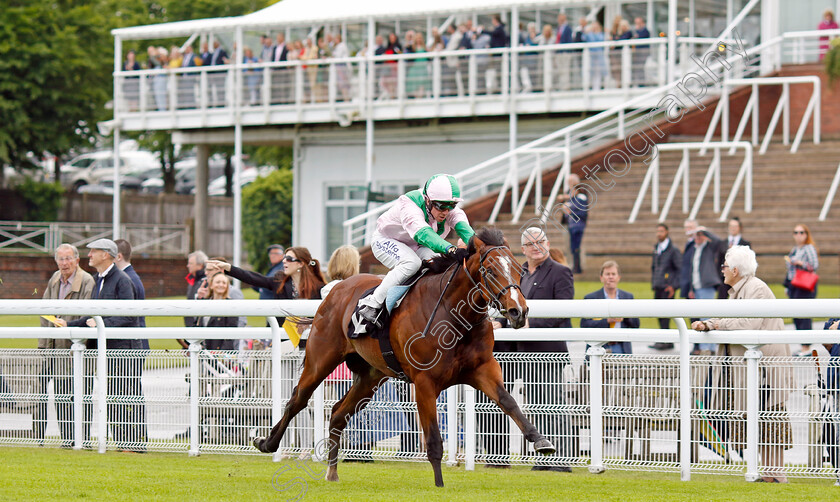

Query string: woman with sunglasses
[785,224,819,356]
[357,173,475,327]
[205,246,326,339]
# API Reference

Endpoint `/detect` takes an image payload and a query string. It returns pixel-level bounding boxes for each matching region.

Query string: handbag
[791,268,819,291]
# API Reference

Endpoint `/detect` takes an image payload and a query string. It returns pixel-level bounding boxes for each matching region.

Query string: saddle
[347,268,429,382]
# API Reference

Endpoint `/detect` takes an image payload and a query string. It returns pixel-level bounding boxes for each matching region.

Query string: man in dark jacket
[482,227,573,471]
[680,224,723,353]
[717,217,751,298]
[581,260,640,354]
[58,239,140,451]
[650,223,682,349]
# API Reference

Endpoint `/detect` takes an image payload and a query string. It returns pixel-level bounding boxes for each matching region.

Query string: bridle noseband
[463,245,523,311]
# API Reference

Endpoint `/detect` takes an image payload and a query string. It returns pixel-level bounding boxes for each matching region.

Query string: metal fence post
[268,316,283,462]
[676,317,691,481]
[188,339,201,457]
[446,385,457,466]
[744,345,761,482]
[71,336,85,450]
[587,343,606,474]
[465,384,476,471]
[93,316,107,454]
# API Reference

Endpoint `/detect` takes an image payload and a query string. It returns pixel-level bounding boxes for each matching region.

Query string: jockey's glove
[446,246,470,262]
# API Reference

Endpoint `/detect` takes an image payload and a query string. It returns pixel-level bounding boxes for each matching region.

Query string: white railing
[782,28,840,65]
[115,38,686,120]
[1,298,839,482]
[819,161,840,221]
[702,76,821,155]
[629,142,752,223]
[0,221,189,256]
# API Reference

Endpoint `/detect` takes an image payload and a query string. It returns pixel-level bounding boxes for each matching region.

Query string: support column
[195,144,210,252]
[113,36,122,239]
[760,0,779,75]
[509,8,520,213]
[667,0,677,83]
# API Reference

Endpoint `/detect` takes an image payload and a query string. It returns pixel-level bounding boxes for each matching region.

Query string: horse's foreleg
[414,378,445,487]
[256,348,343,454]
[468,359,556,455]
[324,368,384,482]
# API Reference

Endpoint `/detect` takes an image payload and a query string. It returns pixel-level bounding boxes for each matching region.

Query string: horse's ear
[502,236,510,248]
[472,235,486,251]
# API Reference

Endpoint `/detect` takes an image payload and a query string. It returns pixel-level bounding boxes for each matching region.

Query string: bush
[242,168,293,273]
[825,38,840,86]
[14,179,64,221]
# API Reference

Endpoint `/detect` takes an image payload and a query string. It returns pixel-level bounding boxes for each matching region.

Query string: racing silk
[376,190,475,253]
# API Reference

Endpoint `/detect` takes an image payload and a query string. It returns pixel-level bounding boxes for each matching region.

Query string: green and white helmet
[423,174,463,202]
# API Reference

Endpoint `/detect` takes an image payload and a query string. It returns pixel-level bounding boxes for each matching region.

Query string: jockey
[358,173,475,326]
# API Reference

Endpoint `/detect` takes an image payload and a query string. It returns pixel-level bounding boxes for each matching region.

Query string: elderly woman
[692,245,793,483]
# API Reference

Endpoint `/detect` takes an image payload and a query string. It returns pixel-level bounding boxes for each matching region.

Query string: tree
[242,169,293,272]
[0,1,111,182]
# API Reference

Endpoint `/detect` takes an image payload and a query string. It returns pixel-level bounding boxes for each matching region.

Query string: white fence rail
[1,299,839,483]
[0,221,190,256]
[628,142,753,223]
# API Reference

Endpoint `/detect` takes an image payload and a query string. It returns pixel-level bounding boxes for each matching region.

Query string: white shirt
[656,238,670,255]
[98,263,115,294]
[728,234,741,247]
[603,289,622,329]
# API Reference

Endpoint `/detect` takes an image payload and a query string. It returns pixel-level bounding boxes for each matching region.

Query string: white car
[207,166,273,196]
[65,151,160,192]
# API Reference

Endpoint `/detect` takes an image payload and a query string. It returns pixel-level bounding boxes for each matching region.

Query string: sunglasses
[431,201,457,211]
[283,256,300,263]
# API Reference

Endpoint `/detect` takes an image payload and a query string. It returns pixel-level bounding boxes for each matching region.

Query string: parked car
[65,150,160,192]
[141,155,227,195]
[207,166,273,196]
[76,174,146,195]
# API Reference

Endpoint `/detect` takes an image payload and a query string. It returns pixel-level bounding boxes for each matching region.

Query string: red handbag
[791,269,819,291]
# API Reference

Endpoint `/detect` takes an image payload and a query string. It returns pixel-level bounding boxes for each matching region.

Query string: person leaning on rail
[692,245,793,483]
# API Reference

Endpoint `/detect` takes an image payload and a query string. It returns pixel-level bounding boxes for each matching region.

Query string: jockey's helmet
[423,174,463,208]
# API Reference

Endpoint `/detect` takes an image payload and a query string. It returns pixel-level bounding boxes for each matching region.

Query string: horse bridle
[463,245,523,311]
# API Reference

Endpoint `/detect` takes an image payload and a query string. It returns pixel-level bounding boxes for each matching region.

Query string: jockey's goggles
[431,200,457,211]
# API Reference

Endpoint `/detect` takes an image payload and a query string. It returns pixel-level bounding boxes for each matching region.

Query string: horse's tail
[288,316,313,327]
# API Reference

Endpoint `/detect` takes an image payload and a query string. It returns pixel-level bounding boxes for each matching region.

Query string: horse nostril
[509,308,520,319]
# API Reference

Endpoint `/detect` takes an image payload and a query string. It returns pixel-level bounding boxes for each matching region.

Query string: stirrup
[358,304,383,328]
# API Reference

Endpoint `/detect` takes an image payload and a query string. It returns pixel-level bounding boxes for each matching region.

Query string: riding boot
[572,250,583,274]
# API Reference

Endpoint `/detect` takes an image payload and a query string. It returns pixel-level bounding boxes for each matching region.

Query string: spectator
[785,223,819,356]
[259,34,274,63]
[168,46,183,69]
[822,318,840,487]
[114,238,149,452]
[650,223,681,349]
[208,40,229,106]
[443,24,464,96]
[197,256,247,329]
[56,239,140,453]
[243,47,260,105]
[199,42,211,66]
[429,28,445,52]
[196,272,238,350]
[556,173,588,274]
[36,244,95,448]
[693,245,793,483]
[179,46,198,108]
[681,224,723,354]
[555,14,574,91]
[819,10,839,59]
[581,260,640,354]
[582,21,608,91]
[148,46,168,111]
[484,227,574,471]
[183,250,208,338]
[260,245,285,299]
[632,17,651,86]
[572,17,588,88]
[122,50,141,111]
[718,217,751,298]
[322,245,361,297]
[609,19,633,87]
[406,32,430,98]
[518,23,539,92]
[332,33,352,101]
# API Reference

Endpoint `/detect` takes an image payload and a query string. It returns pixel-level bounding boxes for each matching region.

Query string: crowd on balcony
[121,14,654,111]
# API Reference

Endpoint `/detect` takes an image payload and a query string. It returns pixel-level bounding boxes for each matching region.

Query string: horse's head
[466,228,529,329]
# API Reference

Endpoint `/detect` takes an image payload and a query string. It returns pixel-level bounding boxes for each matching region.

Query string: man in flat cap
[56,238,141,451]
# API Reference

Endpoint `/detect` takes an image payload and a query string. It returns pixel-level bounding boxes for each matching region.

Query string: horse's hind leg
[468,359,556,455]
[414,376,445,487]
[255,346,343,454]
[324,366,385,482]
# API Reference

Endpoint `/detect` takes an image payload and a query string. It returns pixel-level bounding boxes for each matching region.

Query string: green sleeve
[454,221,475,245]
[413,227,454,254]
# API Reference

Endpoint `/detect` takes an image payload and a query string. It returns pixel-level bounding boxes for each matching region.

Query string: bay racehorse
[254,228,555,486]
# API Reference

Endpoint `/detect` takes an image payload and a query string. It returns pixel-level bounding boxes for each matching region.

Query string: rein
[417,260,462,339]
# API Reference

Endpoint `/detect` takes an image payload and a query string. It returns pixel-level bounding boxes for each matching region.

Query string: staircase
[479,136,840,283]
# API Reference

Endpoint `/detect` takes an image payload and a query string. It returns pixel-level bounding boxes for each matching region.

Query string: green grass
[0,446,831,501]
[2,282,836,348]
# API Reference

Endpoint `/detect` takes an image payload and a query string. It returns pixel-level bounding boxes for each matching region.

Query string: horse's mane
[424,227,507,274]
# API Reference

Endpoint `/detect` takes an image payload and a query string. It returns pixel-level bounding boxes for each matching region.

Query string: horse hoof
[253,437,266,453]
[326,466,339,482]
[534,438,556,455]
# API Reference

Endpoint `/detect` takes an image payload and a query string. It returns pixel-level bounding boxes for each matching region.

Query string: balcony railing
[114,38,738,127]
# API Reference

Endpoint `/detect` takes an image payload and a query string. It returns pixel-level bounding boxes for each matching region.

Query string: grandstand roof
[112,0,583,40]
